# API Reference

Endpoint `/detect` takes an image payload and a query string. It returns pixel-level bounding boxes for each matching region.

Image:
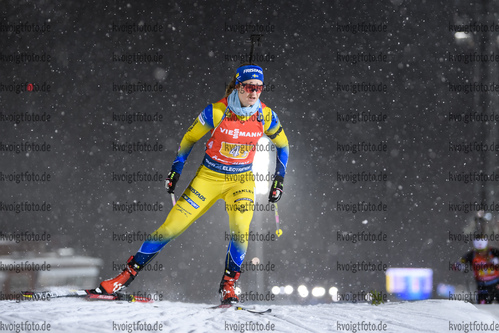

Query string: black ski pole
[246,34,264,64]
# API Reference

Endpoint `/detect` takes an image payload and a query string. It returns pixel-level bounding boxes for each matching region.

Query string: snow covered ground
[1,297,499,333]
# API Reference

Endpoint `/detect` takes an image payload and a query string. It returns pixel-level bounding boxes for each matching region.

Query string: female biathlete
[95,63,289,304]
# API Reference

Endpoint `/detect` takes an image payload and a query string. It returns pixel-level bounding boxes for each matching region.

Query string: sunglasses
[239,83,264,93]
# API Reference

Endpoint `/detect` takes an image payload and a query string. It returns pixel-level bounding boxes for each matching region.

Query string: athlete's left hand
[268,175,284,203]
[165,171,180,194]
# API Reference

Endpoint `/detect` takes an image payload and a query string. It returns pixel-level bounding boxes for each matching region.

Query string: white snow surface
[1,298,499,333]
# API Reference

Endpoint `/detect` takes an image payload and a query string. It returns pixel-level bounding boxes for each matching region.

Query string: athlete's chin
[246,99,258,106]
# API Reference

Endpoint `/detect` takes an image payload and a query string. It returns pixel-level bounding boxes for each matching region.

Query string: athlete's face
[237,79,263,107]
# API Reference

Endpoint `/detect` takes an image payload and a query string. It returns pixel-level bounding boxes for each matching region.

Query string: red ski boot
[97,256,141,294]
[219,269,241,304]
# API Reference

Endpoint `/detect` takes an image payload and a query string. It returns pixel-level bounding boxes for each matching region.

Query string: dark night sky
[1,0,497,302]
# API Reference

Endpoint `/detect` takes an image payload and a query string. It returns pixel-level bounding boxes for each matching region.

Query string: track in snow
[0,298,498,332]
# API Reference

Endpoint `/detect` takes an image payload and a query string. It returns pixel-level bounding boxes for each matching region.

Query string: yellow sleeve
[263,106,289,177]
[171,102,225,174]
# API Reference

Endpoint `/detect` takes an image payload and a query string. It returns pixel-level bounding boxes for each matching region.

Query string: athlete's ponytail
[223,62,260,98]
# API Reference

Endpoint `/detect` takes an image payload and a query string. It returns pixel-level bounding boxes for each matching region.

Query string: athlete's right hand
[165,171,180,194]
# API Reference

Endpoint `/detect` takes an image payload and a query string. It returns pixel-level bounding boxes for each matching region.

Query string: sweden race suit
[133,96,289,272]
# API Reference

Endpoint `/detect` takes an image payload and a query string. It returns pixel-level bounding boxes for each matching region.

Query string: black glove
[268,175,284,203]
[165,171,180,194]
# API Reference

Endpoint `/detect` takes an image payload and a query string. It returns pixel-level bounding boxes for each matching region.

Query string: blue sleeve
[275,146,289,178]
[265,110,289,178]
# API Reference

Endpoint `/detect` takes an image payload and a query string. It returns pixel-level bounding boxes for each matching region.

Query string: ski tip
[20,291,34,299]
[129,295,155,303]
[235,306,272,314]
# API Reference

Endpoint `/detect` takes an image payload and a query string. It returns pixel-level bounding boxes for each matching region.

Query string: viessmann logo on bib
[220,128,260,139]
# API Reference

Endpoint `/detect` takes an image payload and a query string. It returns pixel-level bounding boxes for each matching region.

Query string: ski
[235,305,271,314]
[20,289,153,303]
[210,303,271,314]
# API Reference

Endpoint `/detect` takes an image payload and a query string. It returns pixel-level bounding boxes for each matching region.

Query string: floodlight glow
[329,286,339,302]
[329,287,339,302]
[454,32,468,40]
[272,286,280,295]
[284,285,294,295]
[453,32,474,47]
[298,285,309,298]
[312,287,326,297]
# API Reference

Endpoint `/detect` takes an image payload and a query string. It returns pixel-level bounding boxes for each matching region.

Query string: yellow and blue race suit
[134,97,289,272]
